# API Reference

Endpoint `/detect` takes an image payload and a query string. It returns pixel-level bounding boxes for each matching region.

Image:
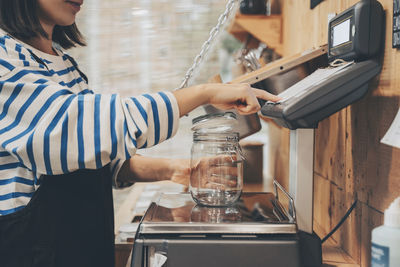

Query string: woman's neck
[27,37,56,55]
[26,21,57,55]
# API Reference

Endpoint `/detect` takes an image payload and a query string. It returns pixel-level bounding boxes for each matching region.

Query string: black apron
[0,166,115,267]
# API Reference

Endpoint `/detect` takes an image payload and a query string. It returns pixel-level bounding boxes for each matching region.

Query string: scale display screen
[332,19,351,47]
[328,11,355,60]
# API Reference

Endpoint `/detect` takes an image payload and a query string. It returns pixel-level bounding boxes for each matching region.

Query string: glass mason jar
[189,112,243,206]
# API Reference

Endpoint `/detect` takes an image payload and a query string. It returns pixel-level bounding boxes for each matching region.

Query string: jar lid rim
[192,112,236,124]
[191,112,237,133]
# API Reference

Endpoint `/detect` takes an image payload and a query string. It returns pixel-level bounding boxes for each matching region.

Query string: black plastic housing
[328,0,384,62]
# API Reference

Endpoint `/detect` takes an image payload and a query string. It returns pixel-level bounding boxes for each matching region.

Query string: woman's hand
[169,159,191,186]
[190,155,239,190]
[173,83,280,117]
[206,83,280,115]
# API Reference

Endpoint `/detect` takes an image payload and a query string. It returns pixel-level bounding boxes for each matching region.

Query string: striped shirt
[0,29,180,216]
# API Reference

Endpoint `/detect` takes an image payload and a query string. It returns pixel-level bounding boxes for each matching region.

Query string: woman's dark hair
[0,0,85,49]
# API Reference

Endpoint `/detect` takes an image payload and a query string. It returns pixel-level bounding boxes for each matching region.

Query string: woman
[0,0,279,266]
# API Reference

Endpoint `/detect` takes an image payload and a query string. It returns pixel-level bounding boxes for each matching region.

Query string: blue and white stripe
[0,29,180,215]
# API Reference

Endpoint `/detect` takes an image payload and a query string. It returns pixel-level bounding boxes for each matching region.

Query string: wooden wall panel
[313,174,332,237]
[374,0,400,96]
[314,112,347,189]
[278,0,400,265]
[347,93,400,210]
[313,173,361,262]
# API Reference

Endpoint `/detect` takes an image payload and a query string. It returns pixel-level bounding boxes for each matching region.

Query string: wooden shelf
[228,14,283,55]
[230,44,327,85]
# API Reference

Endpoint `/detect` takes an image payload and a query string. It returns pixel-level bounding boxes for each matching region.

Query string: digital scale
[132,183,305,267]
[131,1,385,266]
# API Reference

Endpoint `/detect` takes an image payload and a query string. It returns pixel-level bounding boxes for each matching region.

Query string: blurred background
[69,0,274,184]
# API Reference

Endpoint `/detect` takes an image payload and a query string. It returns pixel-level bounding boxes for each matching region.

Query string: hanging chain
[176,0,239,90]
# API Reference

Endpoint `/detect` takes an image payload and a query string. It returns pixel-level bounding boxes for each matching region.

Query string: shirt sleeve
[110,159,128,188]
[0,62,180,178]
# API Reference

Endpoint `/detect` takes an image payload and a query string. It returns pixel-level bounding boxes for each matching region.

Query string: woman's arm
[116,83,281,186]
[117,155,190,185]
[173,83,280,117]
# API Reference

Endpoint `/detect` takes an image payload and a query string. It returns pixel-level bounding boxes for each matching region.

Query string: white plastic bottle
[371,197,400,267]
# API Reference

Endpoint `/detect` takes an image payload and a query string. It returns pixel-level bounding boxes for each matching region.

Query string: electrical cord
[321,199,358,243]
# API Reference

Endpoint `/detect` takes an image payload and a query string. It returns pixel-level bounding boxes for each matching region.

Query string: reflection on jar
[189,112,244,207]
[190,205,241,223]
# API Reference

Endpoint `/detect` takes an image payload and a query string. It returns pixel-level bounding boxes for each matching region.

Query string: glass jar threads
[189,112,243,206]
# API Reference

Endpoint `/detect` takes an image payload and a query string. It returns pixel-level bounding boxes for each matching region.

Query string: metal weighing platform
[131,182,315,267]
